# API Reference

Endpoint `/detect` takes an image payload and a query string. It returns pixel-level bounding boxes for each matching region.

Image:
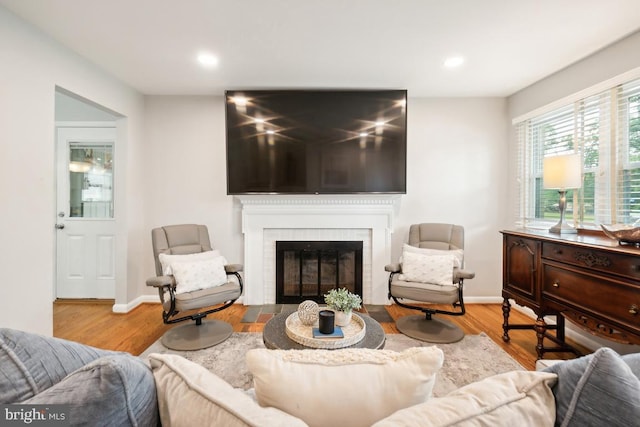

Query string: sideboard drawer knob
[552,282,560,288]
[630,305,639,315]
[633,265,640,272]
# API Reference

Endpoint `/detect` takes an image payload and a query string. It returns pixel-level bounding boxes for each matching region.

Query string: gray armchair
[146,224,243,350]
[386,223,474,343]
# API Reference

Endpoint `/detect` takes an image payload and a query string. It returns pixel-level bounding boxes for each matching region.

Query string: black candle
[318,310,335,334]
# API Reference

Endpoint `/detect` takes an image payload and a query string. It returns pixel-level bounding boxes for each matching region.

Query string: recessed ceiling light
[359,132,368,137]
[266,130,275,135]
[443,56,465,68]
[197,53,219,68]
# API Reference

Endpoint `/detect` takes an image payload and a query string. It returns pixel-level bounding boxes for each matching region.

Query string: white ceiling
[3,0,640,97]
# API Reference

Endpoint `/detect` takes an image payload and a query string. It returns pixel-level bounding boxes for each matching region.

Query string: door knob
[55,224,65,230]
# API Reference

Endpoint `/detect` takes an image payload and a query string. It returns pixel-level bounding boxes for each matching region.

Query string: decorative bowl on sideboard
[600,224,640,246]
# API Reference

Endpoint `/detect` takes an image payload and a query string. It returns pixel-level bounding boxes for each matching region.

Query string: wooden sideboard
[501,229,640,359]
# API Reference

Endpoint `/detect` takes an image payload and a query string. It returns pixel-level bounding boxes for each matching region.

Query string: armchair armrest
[146,275,175,288]
[454,268,475,281]
[225,264,244,273]
[385,263,401,273]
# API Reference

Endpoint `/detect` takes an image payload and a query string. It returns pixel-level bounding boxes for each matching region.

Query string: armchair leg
[161,320,233,351]
[396,315,464,344]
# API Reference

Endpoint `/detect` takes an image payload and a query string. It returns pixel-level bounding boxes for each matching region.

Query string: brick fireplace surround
[237,195,400,305]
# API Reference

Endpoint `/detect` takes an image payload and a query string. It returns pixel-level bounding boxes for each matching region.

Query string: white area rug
[141,332,524,397]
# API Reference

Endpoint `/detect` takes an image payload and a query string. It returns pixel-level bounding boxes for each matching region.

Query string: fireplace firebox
[276,241,363,304]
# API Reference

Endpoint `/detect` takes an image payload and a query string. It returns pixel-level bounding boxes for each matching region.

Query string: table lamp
[543,153,582,234]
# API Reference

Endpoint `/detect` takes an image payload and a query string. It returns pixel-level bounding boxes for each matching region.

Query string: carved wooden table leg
[502,298,511,342]
[534,316,547,359]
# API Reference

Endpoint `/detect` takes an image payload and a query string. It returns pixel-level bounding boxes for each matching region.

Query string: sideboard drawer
[542,263,640,333]
[542,241,640,281]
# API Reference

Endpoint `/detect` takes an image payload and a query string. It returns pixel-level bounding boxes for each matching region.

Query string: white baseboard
[464,296,504,304]
[506,299,637,353]
[512,303,602,351]
[112,295,246,312]
[115,293,500,311]
[384,295,503,306]
[112,295,159,313]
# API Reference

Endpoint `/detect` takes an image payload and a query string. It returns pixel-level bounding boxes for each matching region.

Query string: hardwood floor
[53,301,589,371]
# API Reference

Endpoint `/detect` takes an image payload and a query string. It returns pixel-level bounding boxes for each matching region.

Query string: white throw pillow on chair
[158,250,222,275]
[401,244,463,268]
[169,255,228,294]
[398,251,455,286]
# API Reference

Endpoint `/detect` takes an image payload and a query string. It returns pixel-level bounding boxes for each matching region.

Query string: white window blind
[514,77,640,228]
[616,79,640,224]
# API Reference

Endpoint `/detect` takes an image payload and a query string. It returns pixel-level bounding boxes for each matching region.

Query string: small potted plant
[324,288,362,326]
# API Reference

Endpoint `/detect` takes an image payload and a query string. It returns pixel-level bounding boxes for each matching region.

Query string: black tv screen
[225,89,407,194]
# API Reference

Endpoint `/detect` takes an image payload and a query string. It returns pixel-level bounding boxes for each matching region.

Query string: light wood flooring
[53,301,589,371]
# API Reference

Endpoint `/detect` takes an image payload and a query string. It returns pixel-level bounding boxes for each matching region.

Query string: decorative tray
[601,224,640,246]
[285,311,366,349]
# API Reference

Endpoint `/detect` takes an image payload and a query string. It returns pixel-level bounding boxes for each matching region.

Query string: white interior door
[56,127,116,299]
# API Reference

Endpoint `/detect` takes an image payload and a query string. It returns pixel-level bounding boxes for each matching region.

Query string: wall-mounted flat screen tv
[225,89,407,194]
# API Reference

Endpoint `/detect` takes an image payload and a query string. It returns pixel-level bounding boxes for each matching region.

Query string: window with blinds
[616,80,640,224]
[514,76,640,228]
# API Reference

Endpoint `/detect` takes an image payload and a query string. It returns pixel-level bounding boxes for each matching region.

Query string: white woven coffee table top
[285,311,366,349]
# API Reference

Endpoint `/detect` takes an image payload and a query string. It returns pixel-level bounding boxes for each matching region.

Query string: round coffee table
[263,311,386,350]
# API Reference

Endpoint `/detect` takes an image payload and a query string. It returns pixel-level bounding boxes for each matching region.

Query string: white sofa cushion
[371,370,558,427]
[149,353,308,427]
[246,347,444,427]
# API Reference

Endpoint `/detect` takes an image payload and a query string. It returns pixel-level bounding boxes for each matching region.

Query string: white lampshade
[543,154,582,190]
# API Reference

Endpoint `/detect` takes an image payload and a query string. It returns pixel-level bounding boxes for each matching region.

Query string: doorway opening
[54,88,121,303]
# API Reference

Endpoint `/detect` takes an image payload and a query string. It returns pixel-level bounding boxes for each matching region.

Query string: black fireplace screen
[275,241,363,304]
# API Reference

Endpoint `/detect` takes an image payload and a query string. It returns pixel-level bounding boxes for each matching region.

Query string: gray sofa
[2,327,639,426]
[539,347,640,427]
[0,328,158,427]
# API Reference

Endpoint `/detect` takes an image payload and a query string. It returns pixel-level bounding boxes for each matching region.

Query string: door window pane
[68,143,113,218]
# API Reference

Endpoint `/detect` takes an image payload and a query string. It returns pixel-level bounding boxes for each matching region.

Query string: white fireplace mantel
[238,195,401,305]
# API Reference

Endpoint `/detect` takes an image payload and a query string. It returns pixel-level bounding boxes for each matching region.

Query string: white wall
[0,6,145,335]
[142,96,509,301]
[55,90,119,122]
[0,4,510,337]
[509,30,640,119]
[142,96,243,268]
[399,98,509,298]
[507,30,640,354]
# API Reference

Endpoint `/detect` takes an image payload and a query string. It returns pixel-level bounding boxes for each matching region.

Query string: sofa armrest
[535,359,563,371]
[24,355,158,426]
